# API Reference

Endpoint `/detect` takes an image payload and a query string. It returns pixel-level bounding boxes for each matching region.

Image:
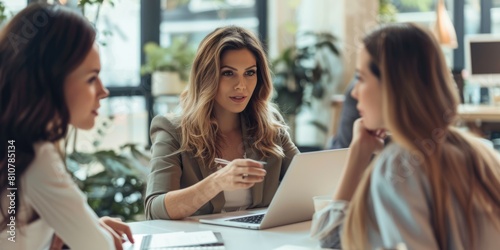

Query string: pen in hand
[214,158,267,166]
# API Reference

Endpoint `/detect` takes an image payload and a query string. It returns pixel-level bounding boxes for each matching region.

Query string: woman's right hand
[351,118,386,157]
[333,118,387,201]
[212,159,266,191]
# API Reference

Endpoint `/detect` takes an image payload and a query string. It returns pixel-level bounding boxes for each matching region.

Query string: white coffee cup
[313,195,332,212]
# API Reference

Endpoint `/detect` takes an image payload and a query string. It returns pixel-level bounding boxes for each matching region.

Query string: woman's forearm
[333,143,373,201]
[163,174,222,219]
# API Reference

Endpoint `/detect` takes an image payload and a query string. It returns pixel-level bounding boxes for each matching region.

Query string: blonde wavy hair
[342,23,500,249]
[179,26,286,169]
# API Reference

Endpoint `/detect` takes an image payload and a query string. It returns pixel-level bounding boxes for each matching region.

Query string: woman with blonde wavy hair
[145,26,299,220]
[311,23,500,249]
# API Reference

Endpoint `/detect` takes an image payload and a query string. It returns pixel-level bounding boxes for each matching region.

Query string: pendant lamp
[434,0,458,48]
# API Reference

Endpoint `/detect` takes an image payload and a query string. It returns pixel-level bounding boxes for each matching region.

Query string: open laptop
[197,148,348,230]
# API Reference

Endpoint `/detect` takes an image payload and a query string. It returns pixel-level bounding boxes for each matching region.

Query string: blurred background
[2,0,499,220]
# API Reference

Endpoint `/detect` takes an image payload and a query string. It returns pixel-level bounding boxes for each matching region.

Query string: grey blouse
[310,143,500,250]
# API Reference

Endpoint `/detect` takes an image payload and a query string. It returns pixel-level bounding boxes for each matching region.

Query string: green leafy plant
[140,37,195,81]
[272,32,340,142]
[66,119,150,221]
[272,32,340,116]
[398,0,434,12]
[379,0,398,23]
[77,0,115,46]
[78,0,114,20]
[0,1,8,25]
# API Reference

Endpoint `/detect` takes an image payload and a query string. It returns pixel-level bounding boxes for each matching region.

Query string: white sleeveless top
[223,189,252,212]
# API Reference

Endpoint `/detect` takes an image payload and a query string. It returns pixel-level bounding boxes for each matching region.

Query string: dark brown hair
[0,3,96,229]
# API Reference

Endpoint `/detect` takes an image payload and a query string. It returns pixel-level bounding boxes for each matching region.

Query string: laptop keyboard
[228,214,264,224]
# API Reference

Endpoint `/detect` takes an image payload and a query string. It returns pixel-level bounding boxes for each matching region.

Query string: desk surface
[127,219,324,250]
[457,104,500,122]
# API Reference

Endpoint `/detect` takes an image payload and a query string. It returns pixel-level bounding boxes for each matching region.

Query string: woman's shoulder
[150,114,183,145]
[31,142,63,168]
[23,142,70,185]
[151,114,183,136]
[372,143,427,186]
[369,143,433,213]
[151,114,181,129]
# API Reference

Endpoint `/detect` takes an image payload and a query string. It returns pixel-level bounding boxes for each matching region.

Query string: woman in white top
[310,23,500,249]
[0,3,133,250]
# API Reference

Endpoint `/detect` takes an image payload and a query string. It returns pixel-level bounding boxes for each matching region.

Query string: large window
[391,0,436,24]
[464,0,481,34]
[77,0,146,150]
[82,0,141,87]
[72,96,148,152]
[492,0,500,33]
[390,0,455,67]
[93,96,149,150]
[2,0,28,17]
[160,0,259,50]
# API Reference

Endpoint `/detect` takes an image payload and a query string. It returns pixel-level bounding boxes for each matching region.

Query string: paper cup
[313,195,332,212]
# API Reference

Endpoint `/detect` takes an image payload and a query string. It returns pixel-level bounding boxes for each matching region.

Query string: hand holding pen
[211,158,267,191]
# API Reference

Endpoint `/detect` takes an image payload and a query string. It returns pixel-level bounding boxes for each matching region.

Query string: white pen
[214,158,267,165]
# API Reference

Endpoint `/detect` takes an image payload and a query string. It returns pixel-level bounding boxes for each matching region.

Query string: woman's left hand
[99,216,134,250]
[49,217,134,250]
[49,234,64,250]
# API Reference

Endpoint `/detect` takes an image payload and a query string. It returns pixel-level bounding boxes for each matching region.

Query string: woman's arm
[25,144,114,250]
[145,115,265,220]
[310,118,384,249]
[161,173,221,219]
[162,158,265,219]
[333,118,385,201]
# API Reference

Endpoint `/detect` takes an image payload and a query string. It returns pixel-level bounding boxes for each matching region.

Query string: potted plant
[272,31,340,142]
[66,118,150,221]
[141,37,195,96]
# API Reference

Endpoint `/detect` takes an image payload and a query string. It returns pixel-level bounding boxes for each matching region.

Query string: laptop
[197,148,348,230]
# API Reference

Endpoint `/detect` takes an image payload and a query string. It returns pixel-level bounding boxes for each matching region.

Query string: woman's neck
[214,111,245,161]
[215,110,240,134]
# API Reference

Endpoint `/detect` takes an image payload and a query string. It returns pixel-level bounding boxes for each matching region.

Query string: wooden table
[457,104,500,137]
[457,104,500,122]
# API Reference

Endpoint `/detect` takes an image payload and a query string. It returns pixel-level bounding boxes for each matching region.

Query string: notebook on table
[197,149,348,230]
[123,231,225,250]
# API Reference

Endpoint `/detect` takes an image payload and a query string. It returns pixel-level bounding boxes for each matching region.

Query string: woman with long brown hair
[145,26,299,220]
[311,23,500,249]
[0,3,133,249]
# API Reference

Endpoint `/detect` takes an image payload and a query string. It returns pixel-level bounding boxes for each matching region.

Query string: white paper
[124,231,218,249]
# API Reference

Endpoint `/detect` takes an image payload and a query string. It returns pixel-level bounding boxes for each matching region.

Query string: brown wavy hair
[179,26,286,168]
[342,23,500,249]
[0,3,96,230]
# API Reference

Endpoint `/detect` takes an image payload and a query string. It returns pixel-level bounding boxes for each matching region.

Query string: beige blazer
[144,113,299,220]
